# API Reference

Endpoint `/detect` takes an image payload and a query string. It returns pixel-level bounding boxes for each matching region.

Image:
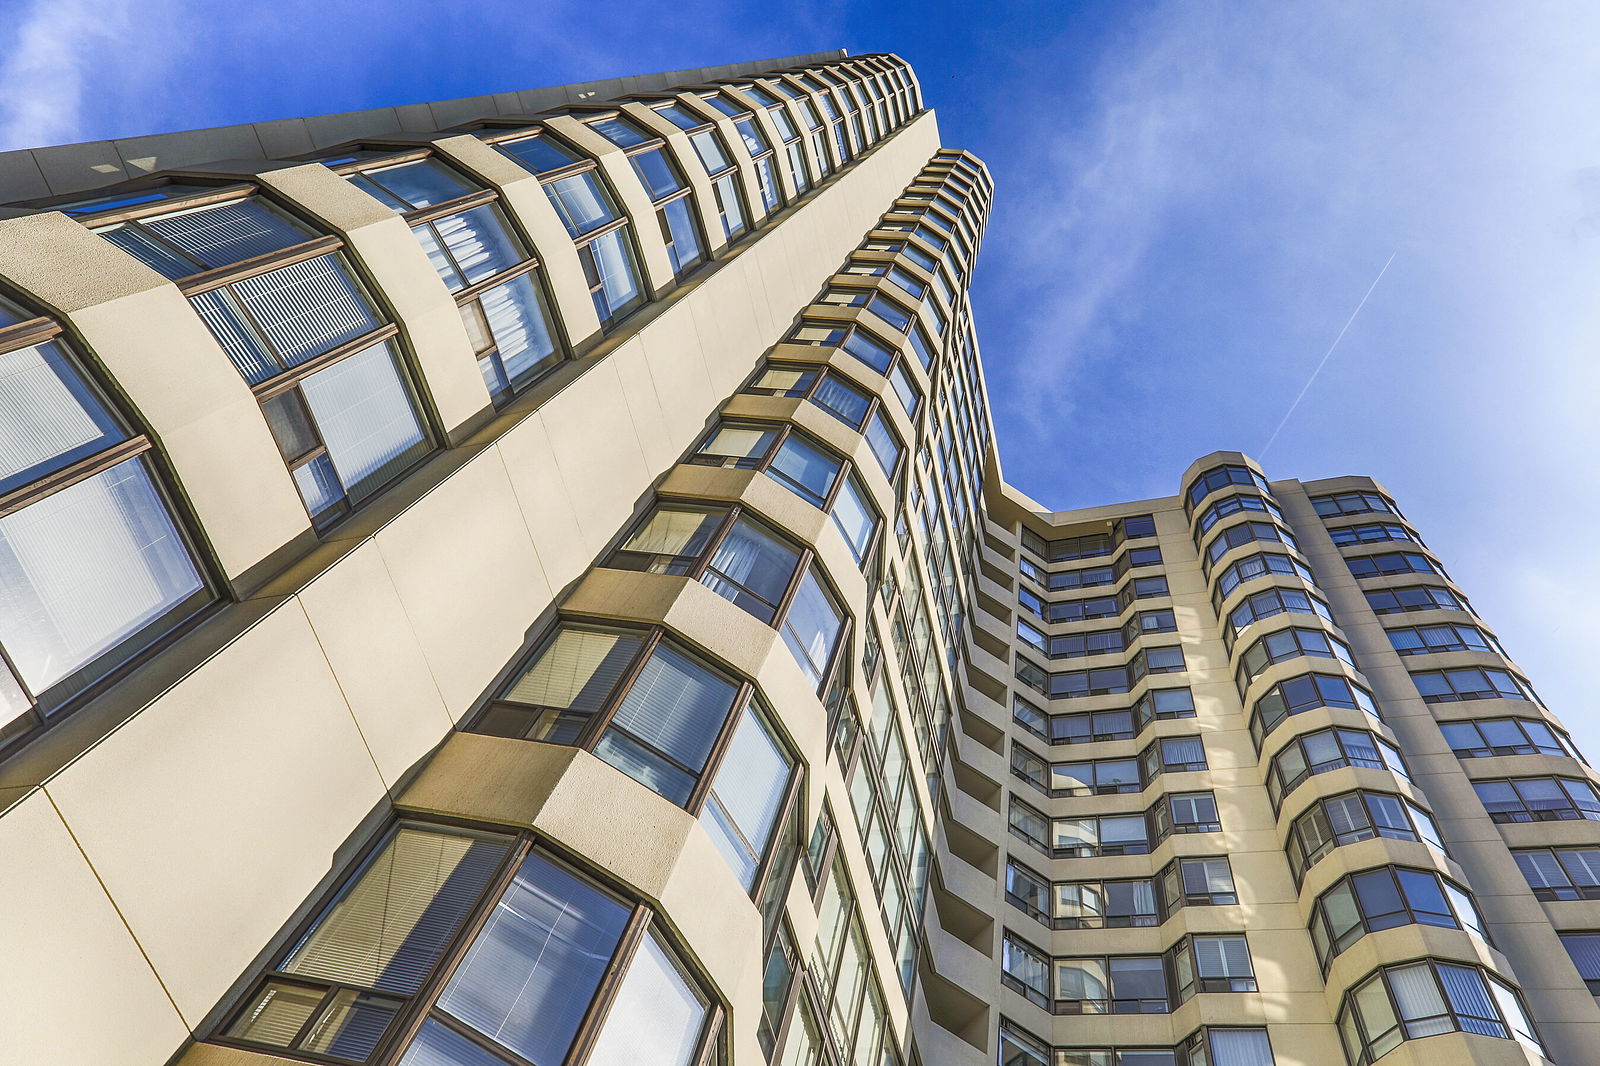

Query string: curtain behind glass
[432,207,522,288]
[0,341,121,493]
[299,342,427,503]
[437,851,629,1065]
[0,459,203,693]
[584,933,706,1066]
[480,276,557,387]
[282,826,509,994]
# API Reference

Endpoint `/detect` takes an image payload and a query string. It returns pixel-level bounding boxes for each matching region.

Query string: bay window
[492,130,645,328]
[0,299,210,744]
[337,153,562,402]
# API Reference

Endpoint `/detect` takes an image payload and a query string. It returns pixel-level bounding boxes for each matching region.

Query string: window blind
[282,825,509,994]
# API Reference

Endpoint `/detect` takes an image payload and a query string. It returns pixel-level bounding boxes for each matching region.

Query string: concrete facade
[0,49,1592,1066]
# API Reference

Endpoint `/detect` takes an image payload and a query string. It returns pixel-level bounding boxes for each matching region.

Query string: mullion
[368,833,539,1066]
[685,681,756,812]
[571,628,663,752]
[562,905,652,1066]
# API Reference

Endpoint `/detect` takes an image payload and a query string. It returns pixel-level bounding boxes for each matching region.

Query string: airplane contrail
[1260,251,1398,456]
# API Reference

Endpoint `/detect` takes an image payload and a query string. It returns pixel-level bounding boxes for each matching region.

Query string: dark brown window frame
[211,818,728,1066]
[0,309,217,748]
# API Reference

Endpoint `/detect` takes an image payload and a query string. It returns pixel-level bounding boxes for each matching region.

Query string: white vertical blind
[0,341,117,488]
[1208,1028,1276,1066]
[298,341,427,502]
[233,254,381,367]
[0,459,202,693]
[144,200,308,268]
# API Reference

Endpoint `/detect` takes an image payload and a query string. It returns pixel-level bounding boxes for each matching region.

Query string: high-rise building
[0,49,1594,1066]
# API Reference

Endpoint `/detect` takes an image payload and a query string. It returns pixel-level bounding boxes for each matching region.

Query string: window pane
[503,625,642,713]
[499,135,580,174]
[768,433,841,507]
[586,228,642,322]
[585,932,707,1066]
[605,644,737,775]
[436,851,630,1065]
[830,475,879,562]
[0,341,123,494]
[431,206,523,287]
[702,703,792,888]
[231,254,382,370]
[359,159,473,210]
[0,458,205,695]
[545,172,617,235]
[704,518,798,620]
[660,197,703,274]
[143,199,309,269]
[298,341,428,505]
[477,274,559,391]
[397,1019,513,1066]
[282,825,509,994]
[781,569,843,686]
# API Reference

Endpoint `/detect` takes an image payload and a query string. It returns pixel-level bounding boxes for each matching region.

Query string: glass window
[349,159,473,210]
[435,851,630,1064]
[225,824,511,1059]
[460,272,561,401]
[782,568,844,688]
[0,335,209,735]
[103,198,312,278]
[701,702,793,889]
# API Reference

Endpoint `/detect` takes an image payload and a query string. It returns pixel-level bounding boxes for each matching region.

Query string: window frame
[0,308,216,745]
[213,820,728,1066]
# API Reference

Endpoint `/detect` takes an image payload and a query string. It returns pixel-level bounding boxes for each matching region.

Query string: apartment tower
[0,49,1594,1066]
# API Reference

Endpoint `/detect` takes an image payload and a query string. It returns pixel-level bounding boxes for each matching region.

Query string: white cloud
[0,0,137,151]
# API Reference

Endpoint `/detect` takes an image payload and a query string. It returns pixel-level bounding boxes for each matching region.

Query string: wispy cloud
[0,0,137,150]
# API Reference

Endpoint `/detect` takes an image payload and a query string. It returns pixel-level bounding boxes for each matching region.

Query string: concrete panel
[372,451,552,718]
[292,539,454,787]
[536,356,656,541]
[31,139,129,195]
[0,789,189,1066]
[489,411,594,590]
[44,605,388,1021]
[0,150,50,202]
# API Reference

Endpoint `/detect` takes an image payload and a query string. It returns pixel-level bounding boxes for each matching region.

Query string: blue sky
[4,0,1597,754]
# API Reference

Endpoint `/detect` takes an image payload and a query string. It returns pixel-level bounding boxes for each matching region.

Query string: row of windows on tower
[0,65,990,750]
